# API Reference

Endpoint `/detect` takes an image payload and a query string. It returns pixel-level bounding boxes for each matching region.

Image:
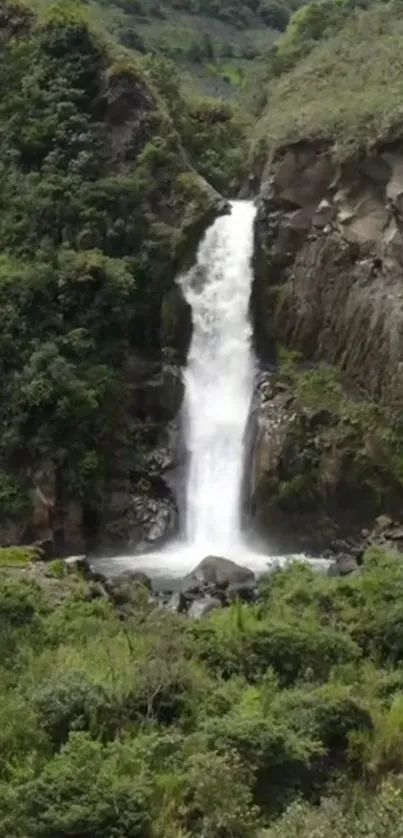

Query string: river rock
[104,569,152,599]
[64,555,91,576]
[187,596,222,619]
[183,556,255,594]
[127,495,178,551]
[120,570,152,589]
[328,554,360,577]
[226,579,258,602]
[166,591,188,614]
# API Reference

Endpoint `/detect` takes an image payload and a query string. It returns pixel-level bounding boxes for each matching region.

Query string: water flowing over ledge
[179,200,257,556]
[94,201,331,578]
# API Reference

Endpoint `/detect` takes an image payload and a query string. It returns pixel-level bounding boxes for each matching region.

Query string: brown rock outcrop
[253,141,403,408]
[250,141,403,549]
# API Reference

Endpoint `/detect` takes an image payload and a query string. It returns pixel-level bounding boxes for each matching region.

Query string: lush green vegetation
[90,0,317,99]
[0,547,40,567]
[272,350,403,514]
[93,0,288,97]
[28,0,291,98]
[2,550,403,834]
[251,0,403,157]
[0,0,246,539]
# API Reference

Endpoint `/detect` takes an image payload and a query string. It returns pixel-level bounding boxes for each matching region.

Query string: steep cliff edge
[254,141,403,403]
[251,140,403,550]
[249,1,403,550]
[0,1,227,554]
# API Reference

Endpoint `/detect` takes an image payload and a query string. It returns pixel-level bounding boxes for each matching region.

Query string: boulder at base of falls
[64,555,91,577]
[187,596,222,619]
[182,555,256,599]
[166,591,188,614]
[328,554,360,577]
[107,569,152,591]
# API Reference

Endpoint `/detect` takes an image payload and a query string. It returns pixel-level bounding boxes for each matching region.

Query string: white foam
[93,540,331,579]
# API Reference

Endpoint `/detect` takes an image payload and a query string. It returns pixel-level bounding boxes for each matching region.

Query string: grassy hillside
[252,0,403,159]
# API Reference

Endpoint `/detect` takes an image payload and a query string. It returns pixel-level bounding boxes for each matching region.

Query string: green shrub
[33,673,118,748]
[254,1,403,158]
[0,547,39,567]
[200,708,322,811]
[261,781,403,837]
[191,604,359,684]
[0,577,46,626]
[181,749,258,837]
[8,732,154,838]
[46,559,66,579]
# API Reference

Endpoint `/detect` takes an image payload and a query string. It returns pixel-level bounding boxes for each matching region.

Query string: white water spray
[179,200,256,554]
[93,202,331,578]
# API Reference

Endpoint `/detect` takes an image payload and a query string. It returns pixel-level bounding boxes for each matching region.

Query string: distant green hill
[89,0,305,97]
[28,0,313,99]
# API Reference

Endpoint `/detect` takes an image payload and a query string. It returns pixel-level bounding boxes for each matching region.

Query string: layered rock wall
[253,141,403,407]
[250,140,403,550]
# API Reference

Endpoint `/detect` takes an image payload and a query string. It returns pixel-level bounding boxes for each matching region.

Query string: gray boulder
[328,554,360,577]
[166,591,188,614]
[103,569,152,606]
[226,579,258,603]
[183,555,255,593]
[64,555,90,576]
[188,596,222,619]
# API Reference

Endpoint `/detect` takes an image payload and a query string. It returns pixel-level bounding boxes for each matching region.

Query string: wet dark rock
[161,285,192,366]
[64,555,91,577]
[120,570,152,590]
[328,554,360,577]
[104,569,152,599]
[188,596,222,619]
[85,581,109,601]
[128,495,178,551]
[31,538,55,561]
[227,579,258,602]
[166,591,188,614]
[361,515,403,555]
[183,555,255,593]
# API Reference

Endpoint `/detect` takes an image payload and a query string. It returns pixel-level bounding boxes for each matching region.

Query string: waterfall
[179,200,257,555]
[92,200,330,578]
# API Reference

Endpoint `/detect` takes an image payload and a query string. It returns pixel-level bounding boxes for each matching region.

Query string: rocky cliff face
[250,140,403,550]
[253,141,403,403]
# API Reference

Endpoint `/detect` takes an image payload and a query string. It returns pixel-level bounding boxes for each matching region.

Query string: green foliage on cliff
[2,551,403,834]
[141,54,247,190]
[0,0,236,538]
[274,353,403,515]
[252,0,403,157]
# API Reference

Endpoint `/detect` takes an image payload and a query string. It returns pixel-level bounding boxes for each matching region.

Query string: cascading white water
[92,201,331,578]
[179,200,257,554]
